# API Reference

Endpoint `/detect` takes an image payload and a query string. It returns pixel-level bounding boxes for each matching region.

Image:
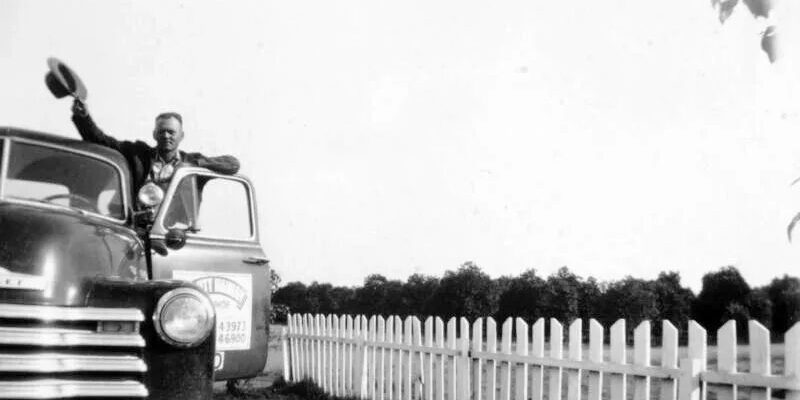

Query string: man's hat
[44,57,87,101]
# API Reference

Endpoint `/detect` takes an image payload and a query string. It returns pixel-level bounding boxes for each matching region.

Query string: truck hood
[0,202,147,306]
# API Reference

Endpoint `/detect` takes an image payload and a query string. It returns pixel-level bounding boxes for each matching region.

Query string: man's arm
[185,153,241,175]
[71,99,125,151]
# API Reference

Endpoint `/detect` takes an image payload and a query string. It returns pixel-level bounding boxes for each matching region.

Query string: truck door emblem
[192,276,248,309]
[173,270,253,351]
[0,267,47,291]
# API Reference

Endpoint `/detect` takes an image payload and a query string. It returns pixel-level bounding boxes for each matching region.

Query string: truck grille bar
[0,326,145,347]
[0,304,148,399]
[0,379,148,399]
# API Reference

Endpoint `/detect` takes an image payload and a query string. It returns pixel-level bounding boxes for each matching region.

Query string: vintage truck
[0,127,271,399]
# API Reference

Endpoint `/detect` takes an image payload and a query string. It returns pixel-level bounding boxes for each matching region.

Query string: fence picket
[283,326,290,381]
[515,318,529,400]
[360,316,371,398]
[396,316,405,400]
[289,315,297,381]
[378,316,387,400]
[368,316,377,400]
[334,315,341,396]
[633,321,651,400]
[325,315,336,393]
[486,317,498,400]
[567,319,582,400]
[347,315,355,396]
[786,322,800,400]
[350,315,361,397]
[499,318,513,400]
[588,319,603,400]
[315,315,323,384]
[435,317,445,400]
[287,315,294,381]
[717,320,737,400]
[530,318,545,400]
[317,314,324,387]
[660,320,678,400]
[748,320,770,400]
[548,319,564,400]
[317,315,327,390]
[341,316,349,396]
[687,320,707,400]
[446,318,458,400]
[610,319,626,400]
[283,314,800,400]
[472,318,484,400]
[458,318,471,400]
[327,315,334,392]
[405,316,414,400]
[304,314,312,380]
[333,315,340,394]
[413,318,424,400]
[425,317,434,400]
[301,314,308,380]
[387,317,396,400]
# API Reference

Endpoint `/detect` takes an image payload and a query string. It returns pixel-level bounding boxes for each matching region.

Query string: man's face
[152,117,184,154]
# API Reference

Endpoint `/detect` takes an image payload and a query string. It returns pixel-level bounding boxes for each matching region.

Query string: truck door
[149,168,270,381]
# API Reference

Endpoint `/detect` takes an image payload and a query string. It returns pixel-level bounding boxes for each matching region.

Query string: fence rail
[281,314,800,400]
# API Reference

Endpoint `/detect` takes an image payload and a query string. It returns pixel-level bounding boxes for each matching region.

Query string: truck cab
[0,127,271,399]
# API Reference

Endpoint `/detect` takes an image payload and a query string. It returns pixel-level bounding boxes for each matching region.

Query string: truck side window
[163,175,198,231]
[195,177,252,240]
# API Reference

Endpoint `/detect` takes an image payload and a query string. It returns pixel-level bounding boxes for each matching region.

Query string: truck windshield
[2,141,125,220]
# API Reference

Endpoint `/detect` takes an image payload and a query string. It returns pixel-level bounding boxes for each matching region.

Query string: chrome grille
[0,303,148,399]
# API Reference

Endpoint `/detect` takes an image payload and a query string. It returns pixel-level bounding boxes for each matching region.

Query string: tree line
[273,263,800,342]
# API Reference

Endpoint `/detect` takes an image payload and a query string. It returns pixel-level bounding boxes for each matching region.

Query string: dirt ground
[213,324,290,400]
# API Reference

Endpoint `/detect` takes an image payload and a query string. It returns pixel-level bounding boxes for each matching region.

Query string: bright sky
[3,0,800,293]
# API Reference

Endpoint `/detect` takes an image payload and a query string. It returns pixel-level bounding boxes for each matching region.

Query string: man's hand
[72,99,89,117]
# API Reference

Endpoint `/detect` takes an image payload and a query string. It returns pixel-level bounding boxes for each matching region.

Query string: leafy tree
[693,266,753,335]
[653,272,694,324]
[306,282,336,314]
[402,273,440,317]
[352,274,405,316]
[578,277,603,321]
[711,0,777,63]
[765,275,800,334]
[273,281,310,313]
[597,277,659,337]
[747,287,773,330]
[541,267,583,323]
[270,269,282,294]
[495,269,546,323]
[652,271,695,341]
[427,262,499,321]
[329,286,357,315]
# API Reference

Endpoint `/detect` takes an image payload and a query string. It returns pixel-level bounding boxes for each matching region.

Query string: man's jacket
[72,113,240,195]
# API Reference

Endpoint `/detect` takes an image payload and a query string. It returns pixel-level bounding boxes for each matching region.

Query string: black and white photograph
[1,1,799,399]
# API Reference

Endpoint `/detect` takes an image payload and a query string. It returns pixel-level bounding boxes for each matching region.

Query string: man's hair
[155,112,183,126]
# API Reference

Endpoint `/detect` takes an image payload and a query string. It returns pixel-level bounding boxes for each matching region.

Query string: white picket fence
[280,314,800,400]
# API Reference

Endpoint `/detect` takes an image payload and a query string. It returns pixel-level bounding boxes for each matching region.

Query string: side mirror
[151,240,169,256]
[165,228,187,250]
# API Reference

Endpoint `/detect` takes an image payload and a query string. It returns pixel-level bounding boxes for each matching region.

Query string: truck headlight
[138,182,164,207]
[153,288,215,347]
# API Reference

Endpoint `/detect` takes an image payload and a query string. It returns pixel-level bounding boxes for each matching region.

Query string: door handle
[243,257,269,265]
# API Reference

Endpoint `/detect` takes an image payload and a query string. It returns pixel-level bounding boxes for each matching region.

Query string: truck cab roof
[0,126,132,177]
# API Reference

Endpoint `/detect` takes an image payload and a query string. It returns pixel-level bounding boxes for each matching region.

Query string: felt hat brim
[45,57,88,101]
